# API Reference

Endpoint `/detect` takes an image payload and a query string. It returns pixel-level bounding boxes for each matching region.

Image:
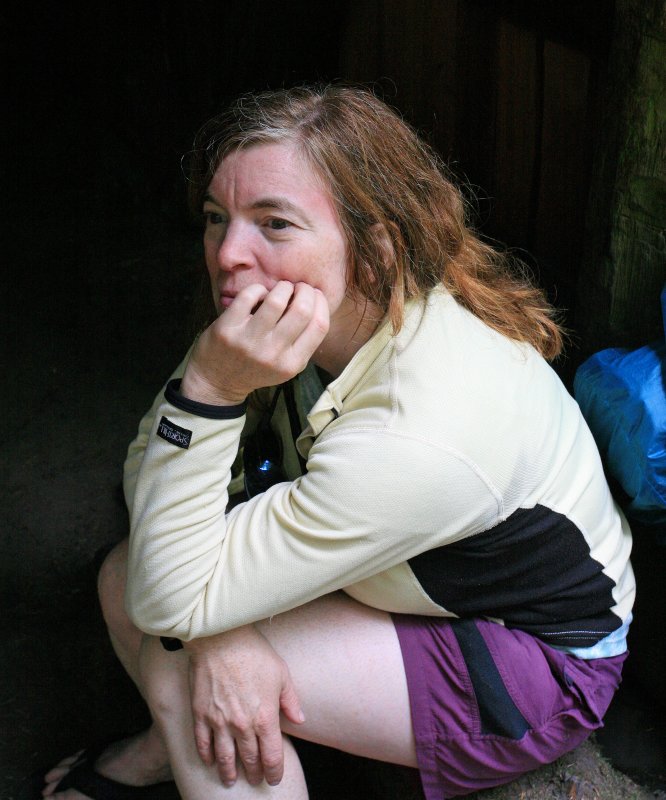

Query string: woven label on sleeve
[156,416,192,449]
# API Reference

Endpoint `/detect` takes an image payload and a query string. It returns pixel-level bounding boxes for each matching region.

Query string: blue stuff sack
[574,286,666,529]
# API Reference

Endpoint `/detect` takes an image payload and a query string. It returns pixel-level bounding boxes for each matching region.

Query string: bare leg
[43,539,171,799]
[142,636,308,799]
[257,593,417,765]
[97,538,143,686]
[45,542,417,799]
[139,592,417,800]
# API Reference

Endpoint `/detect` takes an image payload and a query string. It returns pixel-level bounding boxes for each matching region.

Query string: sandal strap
[55,745,179,800]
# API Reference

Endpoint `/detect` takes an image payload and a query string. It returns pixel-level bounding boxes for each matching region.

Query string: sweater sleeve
[122,352,192,512]
[125,396,500,639]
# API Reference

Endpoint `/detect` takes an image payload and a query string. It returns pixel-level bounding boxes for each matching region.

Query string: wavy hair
[186,85,564,359]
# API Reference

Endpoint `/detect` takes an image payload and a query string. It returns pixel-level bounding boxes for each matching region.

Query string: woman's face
[203,142,351,324]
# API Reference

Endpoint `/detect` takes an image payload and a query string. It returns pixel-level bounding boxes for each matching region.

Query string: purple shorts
[392,615,626,799]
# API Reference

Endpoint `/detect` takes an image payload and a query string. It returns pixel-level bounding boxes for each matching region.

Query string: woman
[44,85,634,800]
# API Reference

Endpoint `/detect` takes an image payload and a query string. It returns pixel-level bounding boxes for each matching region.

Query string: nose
[215,220,253,272]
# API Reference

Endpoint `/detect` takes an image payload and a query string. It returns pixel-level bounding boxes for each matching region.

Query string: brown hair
[186,85,564,359]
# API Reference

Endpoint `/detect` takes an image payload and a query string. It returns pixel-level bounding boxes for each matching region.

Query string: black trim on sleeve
[165,379,247,419]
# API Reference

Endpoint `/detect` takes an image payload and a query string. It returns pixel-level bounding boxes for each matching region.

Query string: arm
[126,280,333,636]
[122,351,191,511]
[128,280,499,787]
[131,280,327,787]
[126,284,499,639]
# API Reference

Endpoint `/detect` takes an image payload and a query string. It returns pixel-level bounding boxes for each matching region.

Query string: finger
[279,674,305,726]
[212,728,239,787]
[193,718,215,766]
[288,287,330,362]
[258,727,286,786]
[272,282,318,344]
[235,731,264,786]
[221,284,270,325]
[249,281,297,329]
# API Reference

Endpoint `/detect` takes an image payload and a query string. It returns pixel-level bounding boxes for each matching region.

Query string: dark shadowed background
[3,1,665,798]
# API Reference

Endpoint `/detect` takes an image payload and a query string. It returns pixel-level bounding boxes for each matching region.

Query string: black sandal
[49,743,180,799]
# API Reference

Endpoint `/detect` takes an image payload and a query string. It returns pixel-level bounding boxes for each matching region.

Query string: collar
[296,294,432,456]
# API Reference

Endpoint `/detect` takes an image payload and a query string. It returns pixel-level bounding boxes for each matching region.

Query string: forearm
[126,379,246,639]
[123,351,193,511]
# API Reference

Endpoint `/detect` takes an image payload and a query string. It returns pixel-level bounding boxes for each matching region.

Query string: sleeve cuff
[165,379,247,420]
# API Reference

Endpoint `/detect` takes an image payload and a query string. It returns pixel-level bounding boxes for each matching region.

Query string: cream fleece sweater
[125,289,635,651]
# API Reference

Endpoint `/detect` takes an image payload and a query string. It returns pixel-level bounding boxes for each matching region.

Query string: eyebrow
[203,193,310,223]
[250,197,302,215]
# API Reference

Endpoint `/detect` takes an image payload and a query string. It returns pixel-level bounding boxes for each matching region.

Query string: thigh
[255,592,418,768]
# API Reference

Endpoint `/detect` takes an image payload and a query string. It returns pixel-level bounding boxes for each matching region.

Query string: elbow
[124,591,158,636]
[124,586,189,639]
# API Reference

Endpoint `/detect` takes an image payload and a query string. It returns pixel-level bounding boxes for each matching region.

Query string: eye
[265,217,291,231]
[203,210,226,226]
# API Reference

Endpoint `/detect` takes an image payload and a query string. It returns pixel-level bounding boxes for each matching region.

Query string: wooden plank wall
[340,0,614,315]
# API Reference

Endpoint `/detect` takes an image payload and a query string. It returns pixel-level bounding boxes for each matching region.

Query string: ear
[367,222,396,277]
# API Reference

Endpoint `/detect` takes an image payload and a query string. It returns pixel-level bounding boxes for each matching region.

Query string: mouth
[219,291,236,309]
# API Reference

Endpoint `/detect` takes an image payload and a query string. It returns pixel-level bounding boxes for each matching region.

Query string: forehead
[210,142,333,209]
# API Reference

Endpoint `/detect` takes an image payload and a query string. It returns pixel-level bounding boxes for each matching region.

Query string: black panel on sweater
[408,504,620,648]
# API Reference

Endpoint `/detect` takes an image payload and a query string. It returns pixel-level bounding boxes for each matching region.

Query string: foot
[42,727,173,799]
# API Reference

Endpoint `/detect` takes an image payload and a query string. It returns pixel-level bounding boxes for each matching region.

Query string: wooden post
[577,0,666,352]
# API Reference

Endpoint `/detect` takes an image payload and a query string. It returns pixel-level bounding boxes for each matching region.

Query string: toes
[43,751,86,797]
[42,776,72,796]
[42,778,59,796]
[43,768,66,785]
[44,751,84,781]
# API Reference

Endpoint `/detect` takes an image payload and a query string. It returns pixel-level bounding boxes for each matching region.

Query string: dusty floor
[3,215,665,799]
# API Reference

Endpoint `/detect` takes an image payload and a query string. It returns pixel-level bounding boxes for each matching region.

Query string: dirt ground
[3,214,665,799]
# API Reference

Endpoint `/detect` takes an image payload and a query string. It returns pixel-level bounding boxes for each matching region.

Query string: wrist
[182,625,261,655]
[165,379,247,420]
[180,369,248,406]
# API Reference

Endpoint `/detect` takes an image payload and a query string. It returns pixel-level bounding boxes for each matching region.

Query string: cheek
[203,239,216,275]
[313,244,349,304]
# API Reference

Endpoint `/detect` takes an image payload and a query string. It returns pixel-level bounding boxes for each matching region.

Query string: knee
[139,636,189,725]
[97,538,130,632]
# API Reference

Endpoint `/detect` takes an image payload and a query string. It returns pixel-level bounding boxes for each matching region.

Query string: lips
[219,291,236,309]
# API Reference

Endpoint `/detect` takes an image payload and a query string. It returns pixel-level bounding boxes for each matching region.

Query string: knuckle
[257,352,279,371]
[194,733,210,749]
[216,752,236,766]
[263,291,287,313]
[198,709,220,727]
[275,366,295,384]
[313,313,330,336]
[254,714,276,736]
[228,713,250,732]
[289,295,312,319]
[262,753,283,770]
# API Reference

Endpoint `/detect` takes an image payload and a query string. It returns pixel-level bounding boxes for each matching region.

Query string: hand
[184,625,305,787]
[181,281,329,405]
